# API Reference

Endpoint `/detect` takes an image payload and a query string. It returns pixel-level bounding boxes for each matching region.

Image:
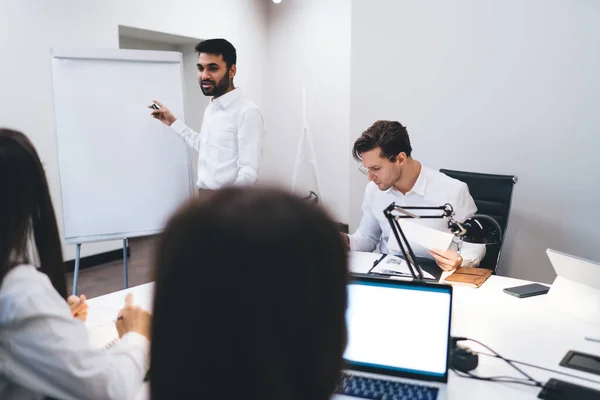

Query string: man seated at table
[343,120,485,271]
[150,187,348,400]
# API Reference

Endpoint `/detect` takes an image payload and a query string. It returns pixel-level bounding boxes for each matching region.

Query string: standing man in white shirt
[150,38,265,192]
[343,120,485,271]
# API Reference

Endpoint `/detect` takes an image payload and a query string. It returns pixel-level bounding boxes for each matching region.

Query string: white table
[86,283,155,400]
[448,275,600,397]
[86,270,600,399]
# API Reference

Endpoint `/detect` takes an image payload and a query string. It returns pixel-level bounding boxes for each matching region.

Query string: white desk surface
[86,261,600,399]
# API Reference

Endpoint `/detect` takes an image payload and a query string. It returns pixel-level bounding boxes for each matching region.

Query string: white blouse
[0,264,149,400]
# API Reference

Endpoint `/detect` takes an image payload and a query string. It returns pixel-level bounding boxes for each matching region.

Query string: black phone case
[503,284,549,298]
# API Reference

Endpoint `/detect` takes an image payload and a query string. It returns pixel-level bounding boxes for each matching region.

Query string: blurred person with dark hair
[150,186,348,400]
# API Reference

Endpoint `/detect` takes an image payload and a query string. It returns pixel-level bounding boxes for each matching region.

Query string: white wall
[119,36,179,52]
[350,0,600,282]
[3,0,597,283]
[264,0,351,224]
[0,0,267,260]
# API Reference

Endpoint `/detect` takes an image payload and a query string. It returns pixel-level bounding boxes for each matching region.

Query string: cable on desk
[476,351,600,386]
[451,368,541,388]
[451,337,544,388]
[452,336,600,399]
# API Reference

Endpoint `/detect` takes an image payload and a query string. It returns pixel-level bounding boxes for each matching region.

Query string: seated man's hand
[429,249,463,272]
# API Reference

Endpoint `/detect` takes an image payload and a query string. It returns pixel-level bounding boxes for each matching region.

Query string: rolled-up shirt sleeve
[453,183,486,267]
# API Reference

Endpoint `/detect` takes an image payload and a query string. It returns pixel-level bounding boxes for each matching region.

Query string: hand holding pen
[115,293,152,340]
[148,100,176,126]
[67,294,88,322]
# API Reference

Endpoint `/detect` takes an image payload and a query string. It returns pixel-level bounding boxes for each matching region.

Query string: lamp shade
[458,214,503,244]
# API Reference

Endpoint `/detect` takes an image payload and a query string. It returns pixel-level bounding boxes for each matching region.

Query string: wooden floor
[66,236,158,299]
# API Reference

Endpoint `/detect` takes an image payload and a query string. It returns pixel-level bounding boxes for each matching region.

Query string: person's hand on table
[116,293,152,340]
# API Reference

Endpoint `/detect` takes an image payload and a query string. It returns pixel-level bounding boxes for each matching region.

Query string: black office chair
[439,169,517,272]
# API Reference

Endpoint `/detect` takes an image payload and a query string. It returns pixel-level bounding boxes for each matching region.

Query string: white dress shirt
[0,264,149,400]
[348,165,486,266]
[171,88,265,189]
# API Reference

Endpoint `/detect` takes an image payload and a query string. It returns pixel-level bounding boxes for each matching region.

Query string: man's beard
[199,70,231,97]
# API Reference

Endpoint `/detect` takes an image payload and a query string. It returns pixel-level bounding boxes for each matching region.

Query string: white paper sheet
[388,220,454,253]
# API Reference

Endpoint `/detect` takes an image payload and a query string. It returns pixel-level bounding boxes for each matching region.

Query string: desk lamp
[383,203,502,281]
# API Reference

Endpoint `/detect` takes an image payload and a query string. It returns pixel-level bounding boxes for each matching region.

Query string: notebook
[443,267,492,288]
[88,321,120,349]
[88,321,151,381]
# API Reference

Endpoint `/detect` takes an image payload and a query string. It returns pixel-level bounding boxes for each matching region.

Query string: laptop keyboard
[335,372,439,400]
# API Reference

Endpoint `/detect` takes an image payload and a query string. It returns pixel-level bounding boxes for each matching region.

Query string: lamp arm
[384,203,425,281]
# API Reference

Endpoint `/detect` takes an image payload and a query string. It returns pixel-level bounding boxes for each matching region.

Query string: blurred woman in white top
[0,128,151,400]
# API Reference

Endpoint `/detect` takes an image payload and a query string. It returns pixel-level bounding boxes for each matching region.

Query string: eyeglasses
[358,164,379,177]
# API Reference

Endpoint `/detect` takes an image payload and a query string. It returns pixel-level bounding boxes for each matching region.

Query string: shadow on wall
[498,209,596,284]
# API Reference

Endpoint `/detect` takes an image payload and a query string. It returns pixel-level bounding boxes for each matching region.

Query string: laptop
[333,275,452,400]
[546,249,600,291]
[546,249,600,325]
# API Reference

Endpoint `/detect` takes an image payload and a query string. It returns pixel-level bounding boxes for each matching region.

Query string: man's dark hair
[352,120,412,162]
[195,38,237,69]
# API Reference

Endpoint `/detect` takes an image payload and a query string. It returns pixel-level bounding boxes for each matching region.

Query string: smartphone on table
[503,283,550,298]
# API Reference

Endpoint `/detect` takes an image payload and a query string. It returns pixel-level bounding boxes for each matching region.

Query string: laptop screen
[343,278,452,380]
